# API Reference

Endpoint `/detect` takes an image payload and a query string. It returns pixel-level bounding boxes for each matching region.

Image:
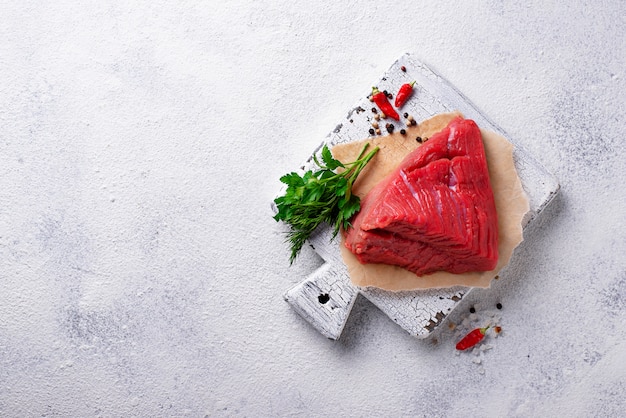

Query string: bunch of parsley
[273,143,379,263]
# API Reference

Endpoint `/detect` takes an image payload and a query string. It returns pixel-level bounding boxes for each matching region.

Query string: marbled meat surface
[344,117,499,276]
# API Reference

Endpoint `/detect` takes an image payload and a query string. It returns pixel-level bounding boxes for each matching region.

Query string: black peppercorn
[416,136,422,143]
[369,128,375,135]
[400,129,406,135]
[401,65,406,72]
[403,112,409,118]
[371,107,377,114]
[469,307,476,314]
[496,303,502,310]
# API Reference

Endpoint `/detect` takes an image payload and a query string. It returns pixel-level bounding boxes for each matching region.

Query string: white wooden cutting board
[274,53,559,340]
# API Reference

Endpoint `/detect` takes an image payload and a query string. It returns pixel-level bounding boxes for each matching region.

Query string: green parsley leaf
[273,142,379,263]
[321,145,344,170]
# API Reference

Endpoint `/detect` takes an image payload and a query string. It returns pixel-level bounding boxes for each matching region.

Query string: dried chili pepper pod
[455,326,490,351]
[394,81,416,108]
[371,87,399,121]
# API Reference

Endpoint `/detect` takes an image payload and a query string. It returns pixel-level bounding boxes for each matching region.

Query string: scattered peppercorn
[494,326,502,334]
[371,122,379,129]
[369,128,375,135]
[385,123,394,133]
[410,120,417,126]
[400,128,406,135]
[401,65,406,72]
[371,107,377,114]
[469,306,476,314]
[496,303,502,310]
[416,136,423,143]
[349,119,353,123]
[403,112,409,118]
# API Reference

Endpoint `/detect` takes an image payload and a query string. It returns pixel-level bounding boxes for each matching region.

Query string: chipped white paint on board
[280,54,559,339]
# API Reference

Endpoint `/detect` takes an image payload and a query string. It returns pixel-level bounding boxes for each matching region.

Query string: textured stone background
[1,1,625,416]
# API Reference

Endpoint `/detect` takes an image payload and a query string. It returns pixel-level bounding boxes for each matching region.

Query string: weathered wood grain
[280,54,559,340]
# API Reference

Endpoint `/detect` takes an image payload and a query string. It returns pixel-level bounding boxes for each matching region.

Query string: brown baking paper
[332,112,530,290]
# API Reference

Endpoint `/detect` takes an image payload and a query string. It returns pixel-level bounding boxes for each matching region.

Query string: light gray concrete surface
[1,1,625,416]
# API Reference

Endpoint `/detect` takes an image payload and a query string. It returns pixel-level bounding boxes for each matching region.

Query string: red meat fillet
[344,117,498,276]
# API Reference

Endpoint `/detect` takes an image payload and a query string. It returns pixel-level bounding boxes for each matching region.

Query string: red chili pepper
[394,81,415,108]
[455,326,489,351]
[371,87,399,121]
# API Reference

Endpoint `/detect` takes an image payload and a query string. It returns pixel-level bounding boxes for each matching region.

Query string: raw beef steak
[344,117,498,276]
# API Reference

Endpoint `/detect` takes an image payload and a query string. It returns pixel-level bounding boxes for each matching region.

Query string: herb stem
[274,143,379,263]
